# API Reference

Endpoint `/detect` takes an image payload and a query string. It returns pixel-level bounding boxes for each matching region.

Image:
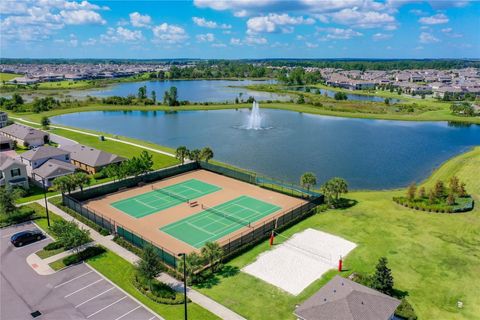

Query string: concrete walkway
[36,200,246,320]
[10,117,175,157]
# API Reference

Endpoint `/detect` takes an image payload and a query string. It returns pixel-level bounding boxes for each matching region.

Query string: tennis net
[152,186,190,203]
[202,204,252,228]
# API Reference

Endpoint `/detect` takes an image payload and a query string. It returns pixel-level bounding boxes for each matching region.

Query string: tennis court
[160,195,281,248]
[111,179,221,218]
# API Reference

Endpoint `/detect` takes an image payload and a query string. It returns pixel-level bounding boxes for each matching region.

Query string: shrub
[93,171,106,179]
[395,298,417,320]
[44,241,64,251]
[132,276,185,305]
[63,246,106,266]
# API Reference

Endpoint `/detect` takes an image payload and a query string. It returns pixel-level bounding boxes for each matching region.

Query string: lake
[67,79,289,102]
[52,109,480,190]
[289,86,401,103]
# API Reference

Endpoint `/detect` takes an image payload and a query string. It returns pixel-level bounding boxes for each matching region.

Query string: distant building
[0,154,29,189]
[0,124,49,148]
[61,144,125,174]
[294,276,400,320]
[0,111,8,128]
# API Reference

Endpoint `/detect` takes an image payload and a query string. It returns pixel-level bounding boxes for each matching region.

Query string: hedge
[44,241,64,251]
[393,196,474,213]
[132,276,185,305]
[63,246,106,266]
[0,208,36,227]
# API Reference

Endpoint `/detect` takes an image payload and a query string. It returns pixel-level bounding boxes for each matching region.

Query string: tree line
[175,146,214,164]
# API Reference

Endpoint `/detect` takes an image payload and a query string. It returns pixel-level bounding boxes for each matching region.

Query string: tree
[320,177,348,206]
[175,146,189,164]
[447,193,455,206]
[0,187,22,215]
[334,92,348,100]
[137,244,163,291]
[297,94,305,104]
[41,116,50,129]
[459,182,467,197]
[104,164,119,182]
[151,90,156,104]
[407,183,417,201]
[300,172,317,190]
[384,98,390,105]
[449,176,460,194]
[71,172,91,192]
[201,241,223,272]
[164,87,179,106]
[177,252,203,284]
[52,175,75,194]
[188,149,202,162]
[418,187,426,198]
[370,257,394,296]
[51,220,90,253]
[138,85,147,100]
[433,180,445,199]
[428,190,436,204]
[200,147,214,162]
[139,150,154,174]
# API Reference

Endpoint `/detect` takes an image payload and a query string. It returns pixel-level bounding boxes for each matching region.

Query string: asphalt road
[0,222,161,320]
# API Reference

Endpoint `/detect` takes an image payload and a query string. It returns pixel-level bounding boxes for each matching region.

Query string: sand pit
[242,228,356,295]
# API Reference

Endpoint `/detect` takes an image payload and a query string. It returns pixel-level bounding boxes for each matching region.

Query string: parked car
[10,230,45,247]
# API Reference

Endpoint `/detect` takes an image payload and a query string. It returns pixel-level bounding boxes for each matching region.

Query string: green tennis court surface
[111,179,221,218]
[160,195,281,248]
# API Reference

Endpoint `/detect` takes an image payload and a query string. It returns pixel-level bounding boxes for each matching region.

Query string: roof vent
[333,289,336,293]
[324,298,327,302]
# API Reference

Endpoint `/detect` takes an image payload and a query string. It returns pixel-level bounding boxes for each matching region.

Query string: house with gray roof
[60,144,125,174]
[0,123,49,148]
[294,276,400,320]
[20,146,70,169]
[0,154,29,189]
[0,111,8,128]
[0,135,13,151]
[31,159,76,187]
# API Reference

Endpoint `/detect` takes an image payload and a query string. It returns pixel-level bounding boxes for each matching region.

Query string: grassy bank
[88,250,220,320]
[0,72,21,82]
[6,97,480,124]
[195,146,480,320]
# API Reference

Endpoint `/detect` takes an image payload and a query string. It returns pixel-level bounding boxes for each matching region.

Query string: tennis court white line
[65,279,104,298]
[114,306,142,320]
[54,271,94,288]
[186,222,215,236]
[86,296,127,319]
[134,199,156,209]
[75,287,115,308]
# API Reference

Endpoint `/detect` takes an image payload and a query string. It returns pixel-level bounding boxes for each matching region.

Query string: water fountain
[246,101,263,130]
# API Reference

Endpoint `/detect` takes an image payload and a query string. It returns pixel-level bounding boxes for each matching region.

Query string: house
[0,154,29,189]
[0,135,13,151]
[60,144,126,174]
[7,77,39,85]
[0,111,8,128]
[294,276,401,320]
[0,123,49,148]
[31,159,77,187]
[20,146,76,187]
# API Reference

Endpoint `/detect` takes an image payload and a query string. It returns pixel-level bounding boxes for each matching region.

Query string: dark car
[10,230,45,247]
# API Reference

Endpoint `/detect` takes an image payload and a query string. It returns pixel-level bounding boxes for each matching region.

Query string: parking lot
[1,222,161,320]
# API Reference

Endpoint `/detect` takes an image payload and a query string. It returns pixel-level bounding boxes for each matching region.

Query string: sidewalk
[36,200,246,320]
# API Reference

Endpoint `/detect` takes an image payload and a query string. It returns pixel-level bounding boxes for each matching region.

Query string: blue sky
[1,0,479,59]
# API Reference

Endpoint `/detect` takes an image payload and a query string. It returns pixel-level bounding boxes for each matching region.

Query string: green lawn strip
[36,247,65,259]
[47,127,178,170]
[196,146,480,320]
[87,250,220,320]
[49,259,66,271]
[0,72,21,82]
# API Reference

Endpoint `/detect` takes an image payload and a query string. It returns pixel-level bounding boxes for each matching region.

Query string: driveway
[49,132,77,147]
[0,222,161,320]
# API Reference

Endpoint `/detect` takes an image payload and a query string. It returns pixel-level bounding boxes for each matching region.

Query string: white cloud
[372,33,392,41]
[441,27,452,33]
[247,13,315,34]
[409,9,427,16]
[152,23,189,44]
[101,27,144,43]
[230,38,242,45]
[245,36,268,45]
[317,27,363,40]
[212,43,227,47]
[330,8,396,29]
[60,9,106,25]
[419,32,439,43]
[419,13,449,25]
[82,38,97,46]
[192,17,231,29]
[129,12,151,28]
[305,42,318,48]
[196,33,215,42]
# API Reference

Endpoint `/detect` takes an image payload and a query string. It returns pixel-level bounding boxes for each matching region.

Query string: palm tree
[175,146,189,164]
[52,176,73,195]
[300,172,317,190]
[177,252,203,284]
[0,187,23,215]
[188,149,202,162]
[320,177,348,206]
[72,172,91,193]
[200,147,214,163]
[201,241,223,272]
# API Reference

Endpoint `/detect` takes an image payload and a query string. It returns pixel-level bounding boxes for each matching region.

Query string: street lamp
[41,177,51,227]
[178,253,187,320]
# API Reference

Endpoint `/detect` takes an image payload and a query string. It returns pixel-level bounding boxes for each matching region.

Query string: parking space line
[148,316,157,320]
[65,279,103,298]
[86,296,127,319]
[113,306,141,320]
[54,271,94,288]
[75,287,115,308]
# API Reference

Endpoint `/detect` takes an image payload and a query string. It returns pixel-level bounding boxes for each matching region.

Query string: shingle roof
[32,159,76,179]
[0,123,47,140]
[21,146,70,161]
[60,144,125,168]
[0,135,13,143]
[0,154,26,171]
[294,276,400,320]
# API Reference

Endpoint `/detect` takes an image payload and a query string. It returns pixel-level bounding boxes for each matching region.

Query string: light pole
[178,253,187,320]
[42,178,51,227]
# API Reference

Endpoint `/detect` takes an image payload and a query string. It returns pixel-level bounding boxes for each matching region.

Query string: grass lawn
[0,72,21,82]
[88,250,220,320]
[36,247,65,259]
[30,202,63,238]
[195,146,480,320]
